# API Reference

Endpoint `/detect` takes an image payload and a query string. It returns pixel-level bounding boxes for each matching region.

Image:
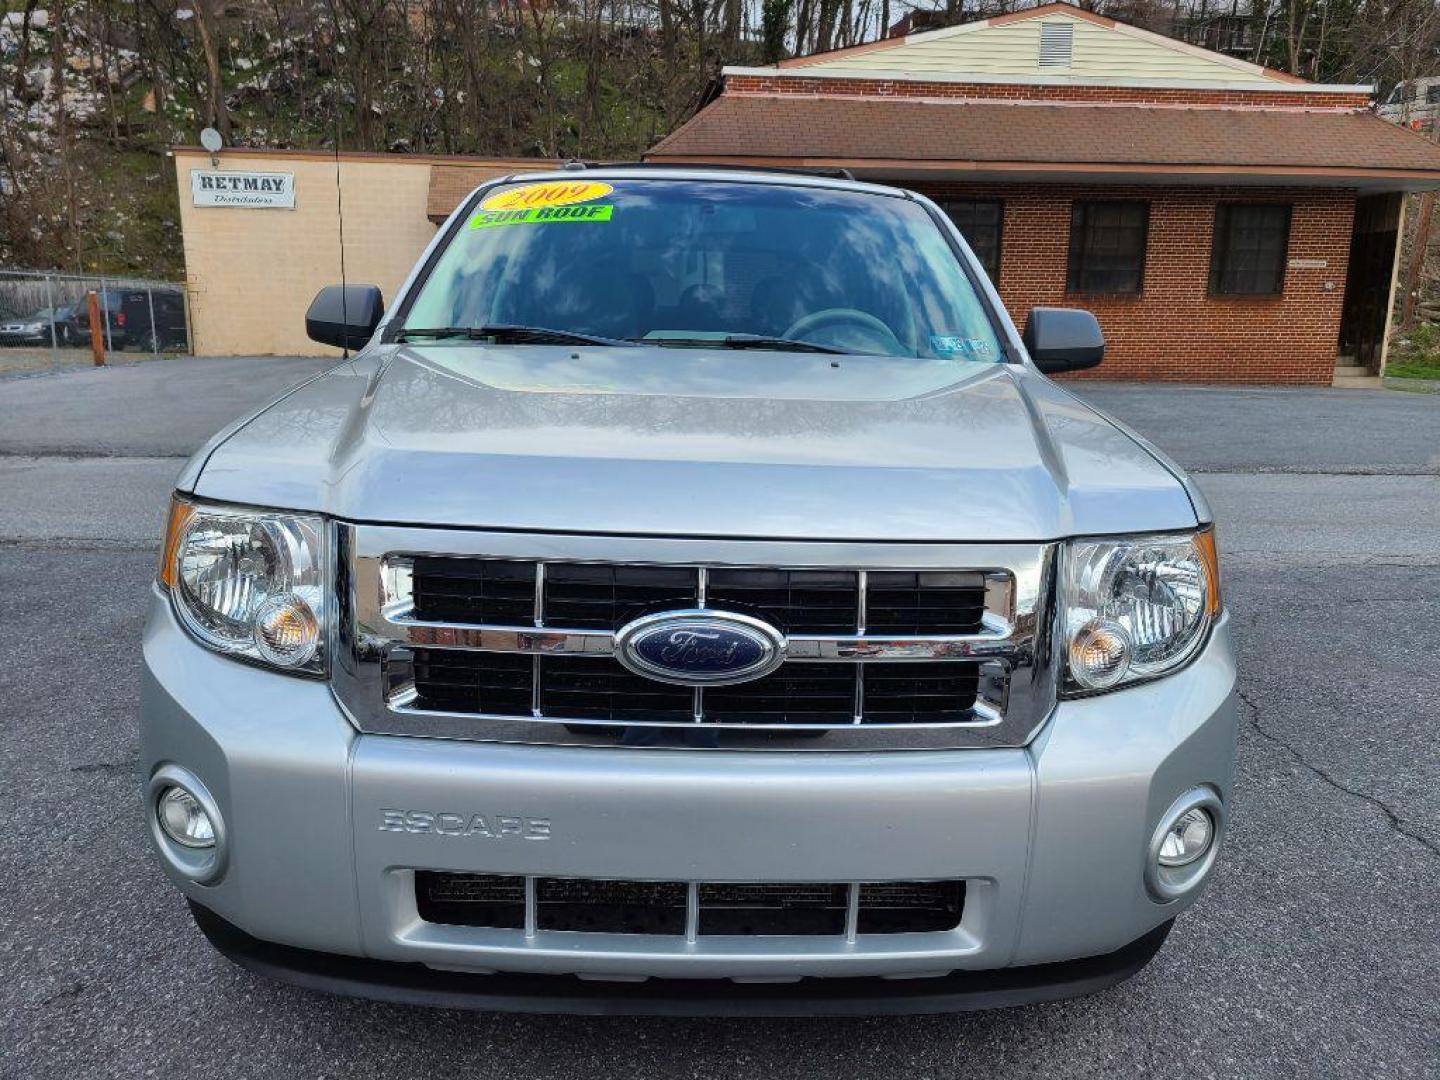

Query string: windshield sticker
[468,203,614,229]
[479,180,613,213]
[930,335,993,359]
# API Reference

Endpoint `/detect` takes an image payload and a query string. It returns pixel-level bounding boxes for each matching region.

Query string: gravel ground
[0,345,176,378]
[0,366,1436,1080]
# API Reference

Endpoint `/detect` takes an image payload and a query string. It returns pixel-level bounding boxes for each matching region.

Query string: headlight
[1061,528,1220,694]
[159,496,326,674]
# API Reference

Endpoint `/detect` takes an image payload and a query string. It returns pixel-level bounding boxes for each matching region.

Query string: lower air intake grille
[417,872,526,929]
[537,878,688,934]
[698,883,849,936]
[415,873,966,937]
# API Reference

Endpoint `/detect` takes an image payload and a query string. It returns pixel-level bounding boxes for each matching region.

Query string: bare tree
[11,0,41,99]
[189,0,233,139]
[50,0,84,268]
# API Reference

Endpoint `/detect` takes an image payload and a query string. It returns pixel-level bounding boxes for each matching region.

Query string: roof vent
[1038,22,1074,69]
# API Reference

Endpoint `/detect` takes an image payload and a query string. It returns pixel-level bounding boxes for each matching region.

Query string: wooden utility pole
[1401,190,1434,329]
[1400,117,1440,329]
[86,292,106,366]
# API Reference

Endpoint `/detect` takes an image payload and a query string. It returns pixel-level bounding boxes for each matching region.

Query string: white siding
[799,13,1281,85]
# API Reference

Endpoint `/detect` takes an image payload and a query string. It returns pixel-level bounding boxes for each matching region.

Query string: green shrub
[1389,321,1440,378]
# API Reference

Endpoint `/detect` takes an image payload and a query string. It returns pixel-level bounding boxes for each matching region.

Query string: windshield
[402,178,1005,362]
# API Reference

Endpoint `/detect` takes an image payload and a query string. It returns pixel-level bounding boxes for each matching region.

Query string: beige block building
[174,148,552,355]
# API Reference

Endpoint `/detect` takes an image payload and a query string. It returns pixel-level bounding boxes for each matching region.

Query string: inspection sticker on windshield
[479,180,613,212]
[930,335,992,359]
[469,203,613,229]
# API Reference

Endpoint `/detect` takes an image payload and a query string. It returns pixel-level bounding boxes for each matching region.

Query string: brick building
[645,2,1440,384]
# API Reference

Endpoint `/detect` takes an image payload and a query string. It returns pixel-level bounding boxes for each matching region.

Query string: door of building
[1338,193,1403,370]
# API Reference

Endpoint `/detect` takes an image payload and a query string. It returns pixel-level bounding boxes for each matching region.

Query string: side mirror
[1022,307,1104,374]
[305,285,384,350]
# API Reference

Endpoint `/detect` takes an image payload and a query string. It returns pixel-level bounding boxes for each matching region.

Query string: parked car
[120,288,188,352]
[1378,76,1440,132]
[0,306,67,346]
[51,304,77,344]
[142,169,1235,1015]
[62,288,128,349]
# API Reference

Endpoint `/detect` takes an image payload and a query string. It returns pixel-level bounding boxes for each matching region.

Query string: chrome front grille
[333,526,1058,750]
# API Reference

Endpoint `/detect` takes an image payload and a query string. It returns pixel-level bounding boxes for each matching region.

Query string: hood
[188,345,1198,542]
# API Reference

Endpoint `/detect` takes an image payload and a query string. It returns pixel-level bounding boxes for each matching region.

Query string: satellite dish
[199,127,223,153]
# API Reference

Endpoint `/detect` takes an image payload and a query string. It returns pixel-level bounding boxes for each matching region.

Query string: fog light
[1157,808,1213,867]
[157,786,216,849]
[253,594,320,667]
[1068,619,1131,690]
[1146,787,1224,902]
[147,765,227,883]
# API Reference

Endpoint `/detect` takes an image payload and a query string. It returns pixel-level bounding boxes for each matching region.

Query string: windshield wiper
[635,334,850,355]
[397,324,636,347]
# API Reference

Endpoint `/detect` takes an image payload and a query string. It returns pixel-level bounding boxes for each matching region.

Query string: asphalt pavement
[0,361,1436,1079]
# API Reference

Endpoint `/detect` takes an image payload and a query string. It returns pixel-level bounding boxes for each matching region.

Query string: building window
[940,200,1003,283]
[1067,201,1149,295]
[1209,203,1292,296]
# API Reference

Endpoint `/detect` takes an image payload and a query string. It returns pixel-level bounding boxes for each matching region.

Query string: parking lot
[1,359,1436,1079]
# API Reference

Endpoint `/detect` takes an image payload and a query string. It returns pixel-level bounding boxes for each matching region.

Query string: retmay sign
[191,169,296,209]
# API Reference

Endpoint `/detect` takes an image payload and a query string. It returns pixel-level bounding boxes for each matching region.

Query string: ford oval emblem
[615,610,786,686]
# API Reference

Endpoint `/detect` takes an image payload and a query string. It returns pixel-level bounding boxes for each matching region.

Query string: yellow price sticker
[480,180,614,213]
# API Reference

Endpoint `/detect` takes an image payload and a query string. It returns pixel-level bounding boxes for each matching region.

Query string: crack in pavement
[1224,558,1440,572]
[0,456,1436,473]
[1237,687,1440,859]
[38,982,86,1007]
[1189,466,1440,476]
[70,759,140,776]
[0,537,158,553]
[0,450,188,461]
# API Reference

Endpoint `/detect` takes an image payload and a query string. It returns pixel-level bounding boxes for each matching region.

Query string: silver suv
[142,169,1235,1015]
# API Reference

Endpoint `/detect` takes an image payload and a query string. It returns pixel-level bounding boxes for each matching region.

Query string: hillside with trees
[2,0,1439,280]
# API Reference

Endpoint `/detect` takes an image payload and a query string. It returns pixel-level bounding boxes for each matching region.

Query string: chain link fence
[0,269,192,373]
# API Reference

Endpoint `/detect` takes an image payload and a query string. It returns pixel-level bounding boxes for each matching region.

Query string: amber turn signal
[1194,525,1222,617]
[158,495,195,589]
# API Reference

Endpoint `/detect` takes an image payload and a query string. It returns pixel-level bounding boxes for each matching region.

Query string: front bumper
[188,899,1174,1016]
[141,589,1237,1002]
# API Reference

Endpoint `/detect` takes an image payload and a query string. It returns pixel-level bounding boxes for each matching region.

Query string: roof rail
[561,159,857,181]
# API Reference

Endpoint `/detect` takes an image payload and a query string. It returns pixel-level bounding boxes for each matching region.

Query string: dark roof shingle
[647,95,1440,179]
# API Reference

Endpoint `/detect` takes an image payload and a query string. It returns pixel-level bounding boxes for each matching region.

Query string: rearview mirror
[1022,307,1104,374]
[305,285,384,350]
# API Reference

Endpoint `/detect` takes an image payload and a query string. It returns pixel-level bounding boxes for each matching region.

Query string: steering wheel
[783,308,904,355]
